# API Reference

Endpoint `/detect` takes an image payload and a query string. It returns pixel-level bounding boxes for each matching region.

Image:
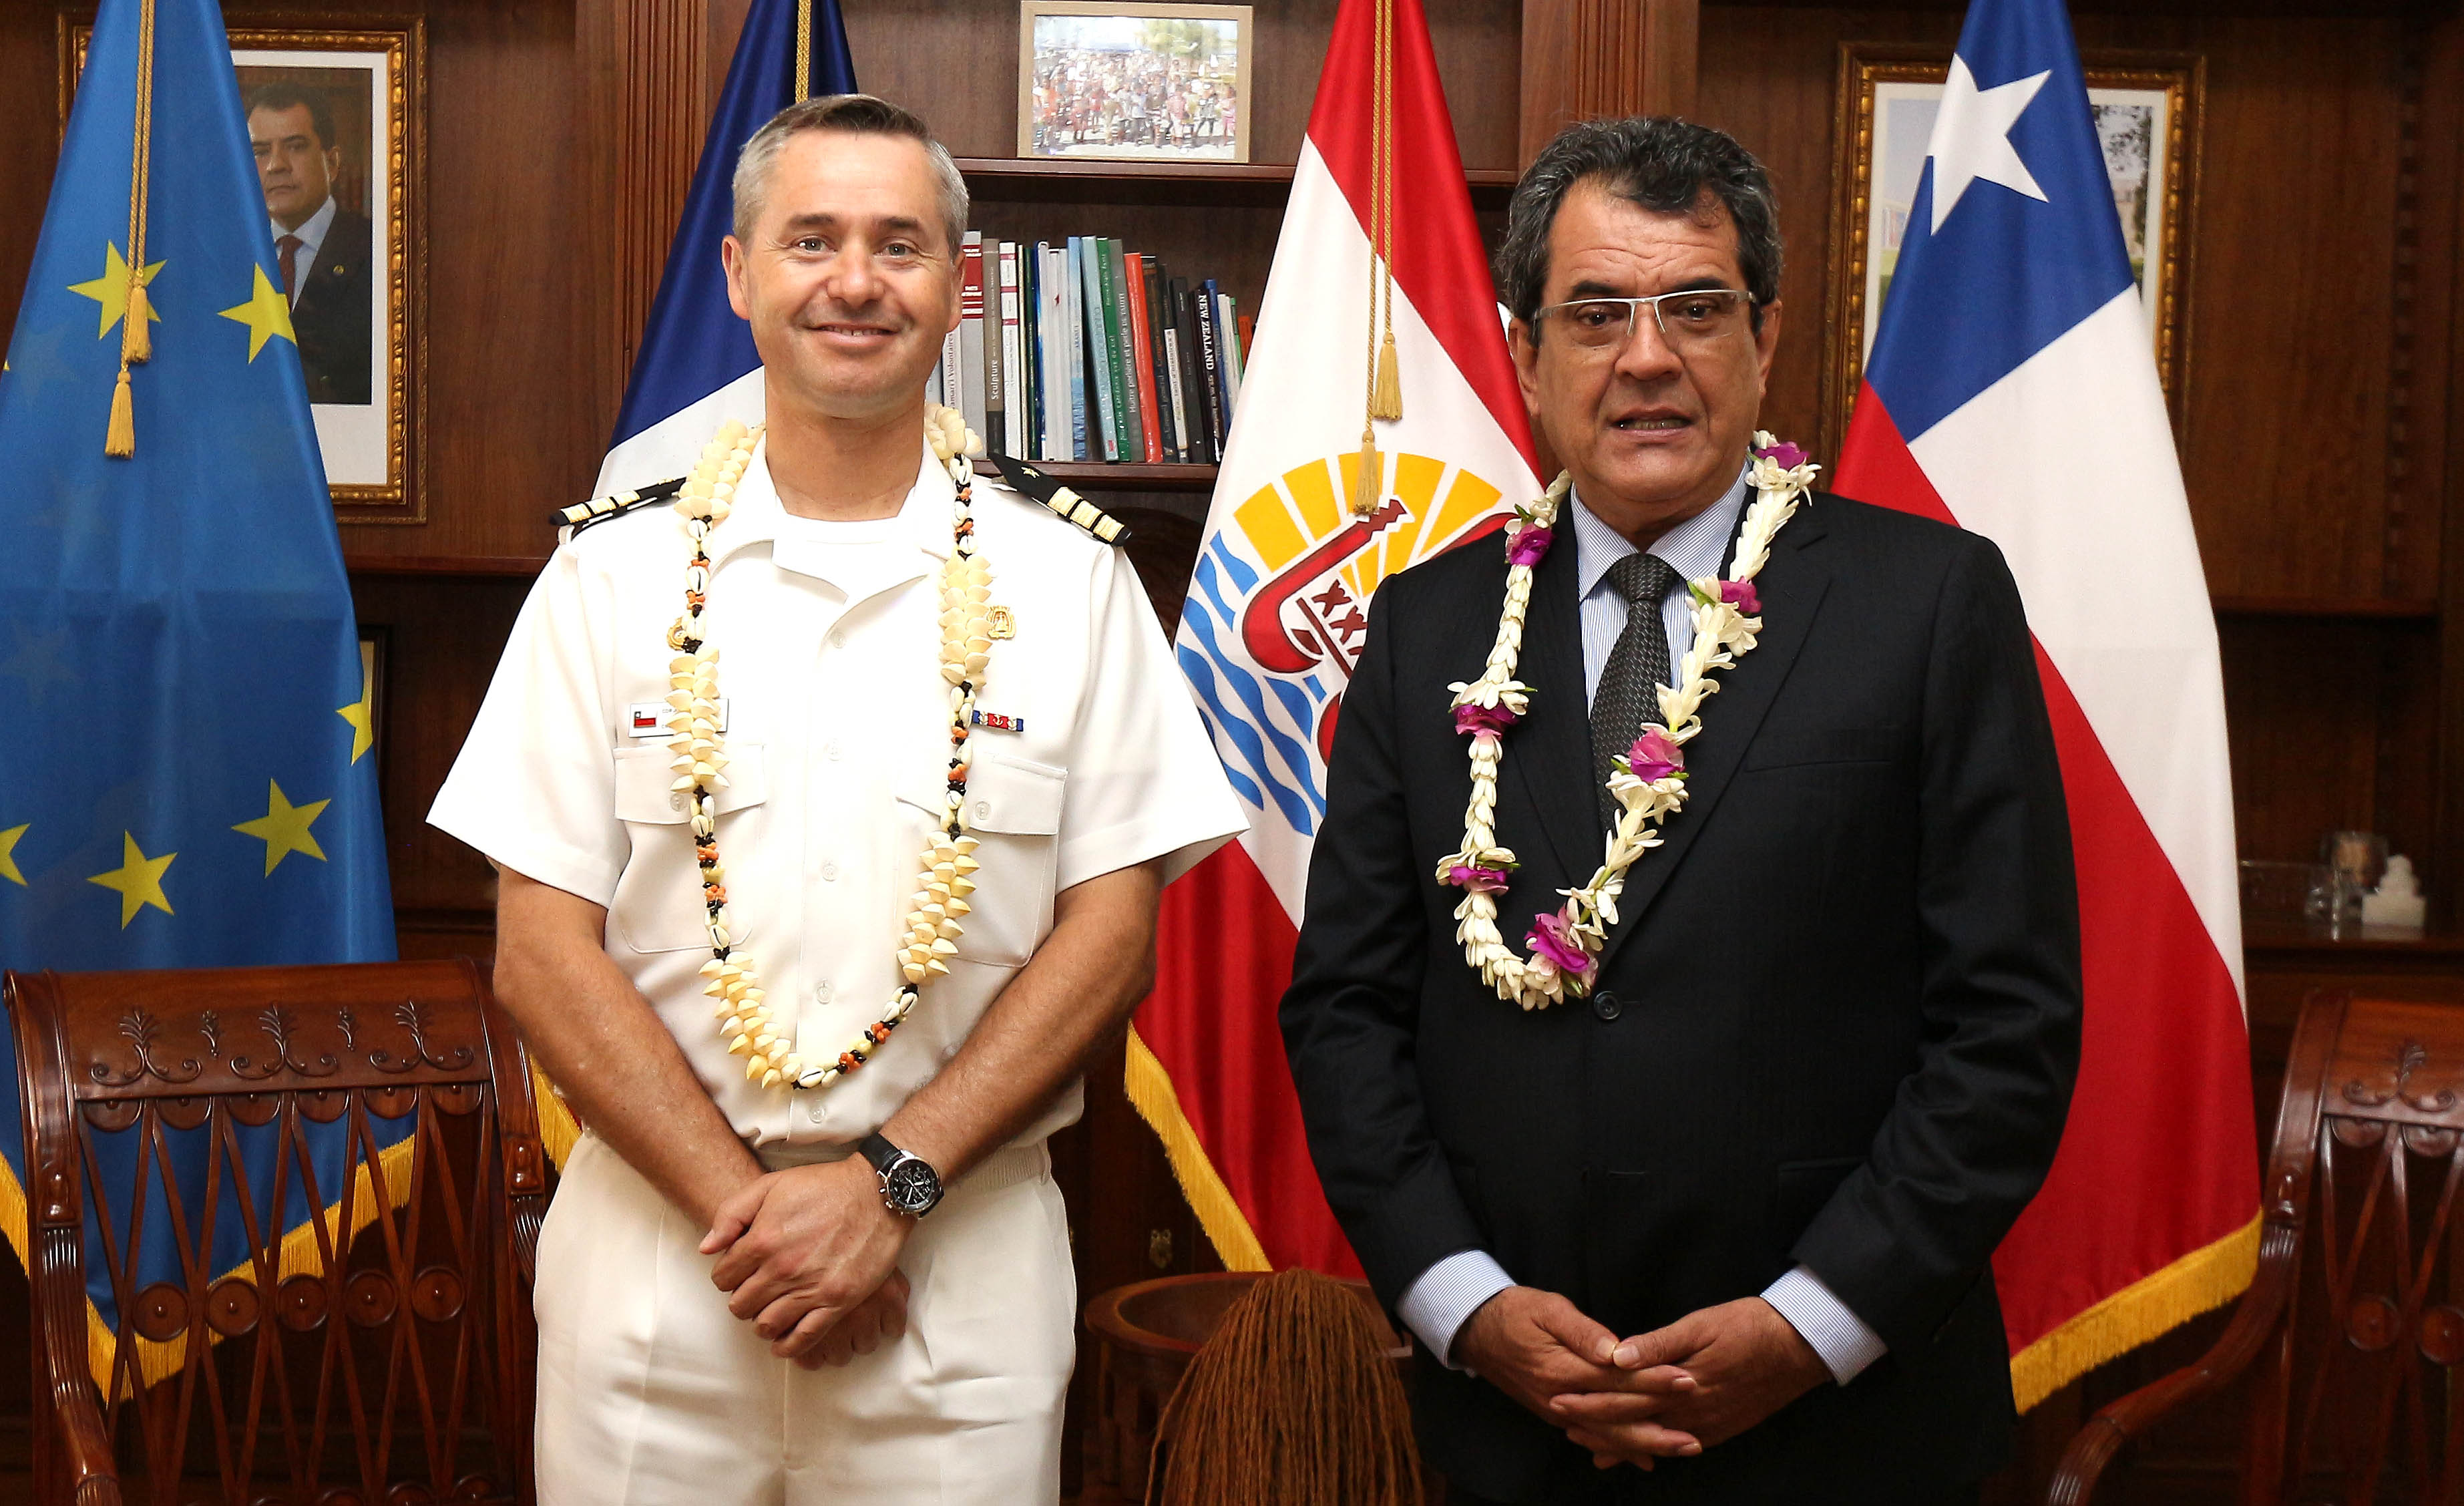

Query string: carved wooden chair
[2048,988,2464,1504]
[7,958,549,1505]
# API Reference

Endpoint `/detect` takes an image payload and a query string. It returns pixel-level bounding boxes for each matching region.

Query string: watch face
[884,1157,941,1213]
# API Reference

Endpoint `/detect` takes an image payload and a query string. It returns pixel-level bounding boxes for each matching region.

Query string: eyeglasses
[1531,289,1755,354]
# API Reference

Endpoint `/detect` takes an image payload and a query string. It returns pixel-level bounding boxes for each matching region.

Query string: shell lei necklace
[1434,434,1818,1009]
[670,405,993,1093]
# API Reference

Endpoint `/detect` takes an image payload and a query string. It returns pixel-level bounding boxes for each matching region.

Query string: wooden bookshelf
[957,155,1518,209]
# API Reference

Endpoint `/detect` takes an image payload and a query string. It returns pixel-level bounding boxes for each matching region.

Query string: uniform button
[819,860,839,882]
[827,631,846,649]
[814,980,833,1004]
[973,799,991,822]
[668,792,684,812]
[824,741,843,761]
[1591,989,1621,1022]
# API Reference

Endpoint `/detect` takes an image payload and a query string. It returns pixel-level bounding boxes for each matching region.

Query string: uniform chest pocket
[610,744,770,952]
[900,753,1066,968]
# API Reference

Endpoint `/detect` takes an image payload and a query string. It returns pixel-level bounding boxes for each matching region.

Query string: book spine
[1092,238,1130,461]
[1193,280,1227,463]
[1171,277,1207,463]
[1065,239,1092,461]
[1163,331,1192,465]
[1143,256,1184,462]
[1107,240,1149,462]
[1199,278,1231,447]
[1016,244,1038,459]
[1217,291,1245,403]
[1041,244,1071,463]
[958,233,988,441]
[1077,238,1117,461]
[1124,257,1164,463]
[996,242,1022,456]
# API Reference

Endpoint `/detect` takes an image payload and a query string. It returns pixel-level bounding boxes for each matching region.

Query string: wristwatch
[857,1131,944,1218]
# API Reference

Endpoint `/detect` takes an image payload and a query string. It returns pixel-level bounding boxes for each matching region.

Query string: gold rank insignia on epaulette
[985,454,1133,546]
[553,476,689,541]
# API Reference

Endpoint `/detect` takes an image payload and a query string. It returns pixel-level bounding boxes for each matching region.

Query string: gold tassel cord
[1354,425,1383,518]
[795,0,814,101]
[104,0,158,457]
[1352,0,1400,513]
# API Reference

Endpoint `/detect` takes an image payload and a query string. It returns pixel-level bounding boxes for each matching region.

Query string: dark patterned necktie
[276,234,303,301]
[1591,552,1681,827]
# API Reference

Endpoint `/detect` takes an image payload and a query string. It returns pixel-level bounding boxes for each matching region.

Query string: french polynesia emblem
[1181,451,1509,793]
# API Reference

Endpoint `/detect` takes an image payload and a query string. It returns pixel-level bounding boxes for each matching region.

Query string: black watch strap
[857,1131,901,1175]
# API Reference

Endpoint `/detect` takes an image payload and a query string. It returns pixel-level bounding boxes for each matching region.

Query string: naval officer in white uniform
[430,93,1244,1504]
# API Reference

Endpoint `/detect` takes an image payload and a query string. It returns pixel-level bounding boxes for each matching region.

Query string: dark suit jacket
[290,207,372,405]
[1279,490,2082,1505]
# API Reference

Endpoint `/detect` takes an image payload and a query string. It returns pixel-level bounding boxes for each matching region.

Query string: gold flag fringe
[2008,1210,2260,1413]
[1124,1026,1270,1272]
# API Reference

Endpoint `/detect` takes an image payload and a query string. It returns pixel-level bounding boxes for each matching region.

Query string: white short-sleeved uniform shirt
[431,433,1245,1149]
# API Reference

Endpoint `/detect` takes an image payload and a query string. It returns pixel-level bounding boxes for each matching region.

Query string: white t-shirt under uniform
[430,435,1245,1150]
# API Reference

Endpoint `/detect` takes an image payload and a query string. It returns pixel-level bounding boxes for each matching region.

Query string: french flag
[594,0,856,496]
[1834,0,2258,1407]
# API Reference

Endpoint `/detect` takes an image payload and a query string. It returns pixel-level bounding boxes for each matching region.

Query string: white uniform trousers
[533,1133,1076,1505]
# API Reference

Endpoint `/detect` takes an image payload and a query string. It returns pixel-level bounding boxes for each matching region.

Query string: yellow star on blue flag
[218,264,296,361]
[67,241,166,337]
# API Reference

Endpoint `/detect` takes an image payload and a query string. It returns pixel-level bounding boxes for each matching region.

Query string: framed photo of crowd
[1018,1,1253,164]
[1822,43,2204,461]
[63,19,427,521]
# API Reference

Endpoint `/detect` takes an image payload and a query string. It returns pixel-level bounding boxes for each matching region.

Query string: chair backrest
[2241,988,2464,1502]
[7,958,548,1506]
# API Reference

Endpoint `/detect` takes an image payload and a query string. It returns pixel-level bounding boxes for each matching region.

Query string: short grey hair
[1496,117,1782,338]
[731,93,970,254]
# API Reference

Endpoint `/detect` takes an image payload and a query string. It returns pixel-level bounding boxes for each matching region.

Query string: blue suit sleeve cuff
[1398,1250,1513,1371]
[1763,1264,1888,1384]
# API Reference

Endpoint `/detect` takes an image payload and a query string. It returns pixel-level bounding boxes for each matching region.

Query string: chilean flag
[1133,0,1539,1274]
[1834,0,2258,1408]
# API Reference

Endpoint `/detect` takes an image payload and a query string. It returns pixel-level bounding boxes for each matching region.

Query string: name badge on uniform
[970,709,1026,734]
[628,699,729,737]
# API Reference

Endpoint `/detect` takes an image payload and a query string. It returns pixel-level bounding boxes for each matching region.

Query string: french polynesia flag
[1135,0,1539,1274]
[1834,0,2258,1407]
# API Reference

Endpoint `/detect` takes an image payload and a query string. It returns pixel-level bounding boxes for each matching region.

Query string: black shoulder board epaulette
[554,476,688,538]
[985,453,1133,546]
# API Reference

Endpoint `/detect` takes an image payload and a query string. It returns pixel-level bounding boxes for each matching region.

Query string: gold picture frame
[1018,1,1253,164]
[1820,43,2203,462]
[62,17,428,523]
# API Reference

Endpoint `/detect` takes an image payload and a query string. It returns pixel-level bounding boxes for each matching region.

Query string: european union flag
[0,0,397,1389]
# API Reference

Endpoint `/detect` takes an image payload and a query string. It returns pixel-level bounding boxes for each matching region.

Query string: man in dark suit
[1280,118,2082,1505]
[246,82,372,405]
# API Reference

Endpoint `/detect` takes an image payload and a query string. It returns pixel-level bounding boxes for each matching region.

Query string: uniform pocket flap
[613,743,769,824]
[958,753,1065,836]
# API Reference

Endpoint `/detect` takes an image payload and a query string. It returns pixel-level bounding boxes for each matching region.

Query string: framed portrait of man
[63,19,426,520]
[1822,43,2203,461]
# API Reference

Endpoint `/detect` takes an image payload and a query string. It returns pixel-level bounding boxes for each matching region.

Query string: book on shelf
[942,224,1251,470]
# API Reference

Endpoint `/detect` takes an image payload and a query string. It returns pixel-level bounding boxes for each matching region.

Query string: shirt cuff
[1762,1264,1887,1384]
[1397,1249,1514,1371]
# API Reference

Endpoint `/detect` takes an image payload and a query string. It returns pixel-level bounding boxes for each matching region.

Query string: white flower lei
[1434,434,1819,1008]
[670,407,992,1093]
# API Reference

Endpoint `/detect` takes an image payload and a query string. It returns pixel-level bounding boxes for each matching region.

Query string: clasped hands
[1452,1286,1830,1471]
[697,1155,913,1370]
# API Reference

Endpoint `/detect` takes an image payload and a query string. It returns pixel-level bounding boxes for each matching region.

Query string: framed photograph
[63,19,427,522]
[1822,43,2202,459]
[1018,2,1253,164]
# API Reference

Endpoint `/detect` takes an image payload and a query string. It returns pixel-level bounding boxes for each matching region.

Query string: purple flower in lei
[1717,578,1761,615]
[1627,728,1685,783]
[1445,864,1512,895]
[1526,908,1595,984]
[1754,438,1809,471]
[1506,524,1555,568]
[1454,702,1520,738]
